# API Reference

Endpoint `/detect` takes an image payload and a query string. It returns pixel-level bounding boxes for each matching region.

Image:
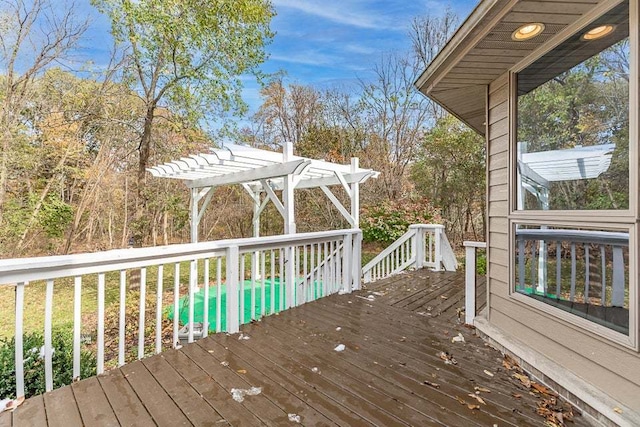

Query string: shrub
[361,198,440,244]
[0,329,96,399]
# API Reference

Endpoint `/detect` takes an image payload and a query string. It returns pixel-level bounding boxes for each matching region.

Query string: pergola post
[190,188,199,244]
[283,141,296,309]
[350,158,360,228]
[283,141,296,235]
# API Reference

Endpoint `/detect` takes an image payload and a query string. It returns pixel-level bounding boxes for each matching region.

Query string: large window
[514,224,629,335]
[513,1,633,340]
[516,2,629,211]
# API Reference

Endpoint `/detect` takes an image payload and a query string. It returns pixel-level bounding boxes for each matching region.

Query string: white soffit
[148,144,380,190]
[415,0,604,135]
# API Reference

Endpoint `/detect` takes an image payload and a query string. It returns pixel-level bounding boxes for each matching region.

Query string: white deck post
[465,245,476,325]
[352,231,362,290]
[434,226,442,271]
[226,245,240,333]
[342,233,352,293]
[464,241,486,325]
[411,225,425,269]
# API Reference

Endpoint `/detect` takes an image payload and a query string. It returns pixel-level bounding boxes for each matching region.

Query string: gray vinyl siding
[485,72,640,412]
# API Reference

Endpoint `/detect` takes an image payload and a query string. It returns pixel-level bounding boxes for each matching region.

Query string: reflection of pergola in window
[148,142,379,243]
[516,143,618,295]
[516,142,615,210]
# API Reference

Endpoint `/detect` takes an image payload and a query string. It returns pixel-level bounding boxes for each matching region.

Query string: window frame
[507,0,638,350]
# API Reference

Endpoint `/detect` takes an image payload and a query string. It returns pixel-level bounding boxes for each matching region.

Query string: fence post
[226,245,240,333]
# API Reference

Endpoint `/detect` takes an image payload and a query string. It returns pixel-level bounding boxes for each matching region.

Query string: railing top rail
[0,228,360,286]
[362,228,416,273]
[409,224,444,230]
[516,229,629,246]
[463,241,486,248]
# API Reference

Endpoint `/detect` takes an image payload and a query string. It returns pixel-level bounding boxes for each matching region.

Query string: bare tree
[0,0,88,226]
[358,53,431,199]
[253,77,323,148]
[409,8,459,120]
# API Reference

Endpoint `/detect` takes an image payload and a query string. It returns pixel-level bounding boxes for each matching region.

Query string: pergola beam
[187,159,310,189]
[320,185,356,228]
[256,171,375,191]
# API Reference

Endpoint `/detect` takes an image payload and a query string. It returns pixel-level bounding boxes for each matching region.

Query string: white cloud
[269,52,337,67]
[272,0,397,30]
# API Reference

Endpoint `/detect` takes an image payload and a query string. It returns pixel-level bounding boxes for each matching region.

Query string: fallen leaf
[531,382,557,396]
[474,386,491,393]
[512,393,522,399]
[513,373,531,388]
[334,344,346,352]
[467,404,480,410]
[468,393,487,405]
[237,369,247,374]
[440,295,448,299]
[483,370,494,377]
[423,381,440,388]
[614,407,623,414]
[455,396,466,405]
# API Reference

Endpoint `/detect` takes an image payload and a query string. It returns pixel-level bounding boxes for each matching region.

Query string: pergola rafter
[148,142,379,243]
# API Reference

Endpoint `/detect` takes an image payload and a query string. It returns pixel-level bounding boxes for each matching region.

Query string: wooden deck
[0,270,587,426]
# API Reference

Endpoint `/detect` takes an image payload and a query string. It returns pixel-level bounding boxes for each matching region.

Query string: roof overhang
[415,0,611,135]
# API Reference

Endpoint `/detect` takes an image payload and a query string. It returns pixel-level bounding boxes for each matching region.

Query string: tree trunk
[133,105,155,245]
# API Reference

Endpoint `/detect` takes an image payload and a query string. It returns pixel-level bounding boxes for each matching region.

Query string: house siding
[486,72,640,412]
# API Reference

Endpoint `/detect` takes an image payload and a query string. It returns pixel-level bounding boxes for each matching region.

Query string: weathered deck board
[5,270,587,426]
[72,377,119,426]
[120,360,191,427]
[97,368,156,427]
[141,355,225,426]
[266,298,541,425]
[43,385,82,427]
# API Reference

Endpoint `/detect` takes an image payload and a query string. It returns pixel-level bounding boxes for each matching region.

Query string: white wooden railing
[0,229,362,398]
[362,224,457,283]
[515,228,628,307]
[464,241,486,325]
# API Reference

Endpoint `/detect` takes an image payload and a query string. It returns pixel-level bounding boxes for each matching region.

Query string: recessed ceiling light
[512,23,545,41]
[582,25,616,40]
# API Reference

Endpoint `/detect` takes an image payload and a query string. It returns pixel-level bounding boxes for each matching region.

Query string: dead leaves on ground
[502,355,573,426]
[537,397,575,426]
[455,395,481,411]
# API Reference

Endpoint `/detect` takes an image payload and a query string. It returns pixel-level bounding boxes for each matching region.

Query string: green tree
[92,0,275,243]
[411,115,485,243]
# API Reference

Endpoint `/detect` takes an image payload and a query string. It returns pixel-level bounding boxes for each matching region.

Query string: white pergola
[148,142,379,243]
[517,143,615,210]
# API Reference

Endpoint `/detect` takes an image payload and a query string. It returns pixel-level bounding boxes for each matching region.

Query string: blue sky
[77,0,479,119]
